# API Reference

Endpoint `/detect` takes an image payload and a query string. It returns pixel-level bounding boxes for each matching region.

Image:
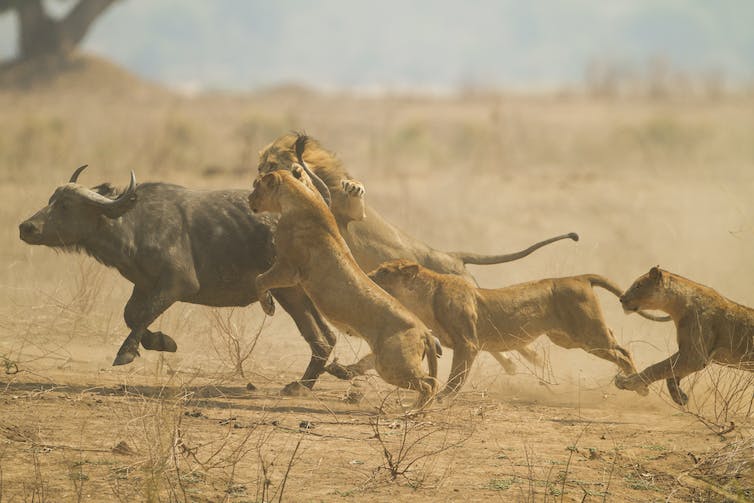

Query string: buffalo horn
[78,171,137,216]
[69,164,89,183]
[294,135,331,207]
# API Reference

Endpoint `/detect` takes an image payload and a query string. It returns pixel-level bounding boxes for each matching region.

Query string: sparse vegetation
[0,58,752,501]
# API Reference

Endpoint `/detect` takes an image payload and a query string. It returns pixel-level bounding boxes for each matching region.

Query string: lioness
[617,266,754,405]
[347,259,669,395]
[258,132,578,390]
[248,169,441,408]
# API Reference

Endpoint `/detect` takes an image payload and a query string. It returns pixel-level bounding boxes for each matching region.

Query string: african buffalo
[19,166,336,392]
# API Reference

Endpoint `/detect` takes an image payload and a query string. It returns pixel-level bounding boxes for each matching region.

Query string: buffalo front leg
[273,287,337,395]
[614,351,707,405]
[113,286,184,366]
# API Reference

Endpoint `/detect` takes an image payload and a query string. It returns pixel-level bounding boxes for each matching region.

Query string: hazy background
[1,0,753,92]
[1,2,753,500]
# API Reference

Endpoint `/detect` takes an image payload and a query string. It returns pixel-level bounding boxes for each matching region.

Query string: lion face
[369,260,422,297]
[258,133,299,176]
[620,266,667,313]
[248,173,282,214]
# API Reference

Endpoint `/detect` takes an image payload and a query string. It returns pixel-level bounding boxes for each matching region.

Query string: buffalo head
[19,165,137,247]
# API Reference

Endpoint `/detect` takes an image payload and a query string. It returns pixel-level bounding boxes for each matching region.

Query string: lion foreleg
[255,262,300,316]
[614,351,706,405]
[326,353,376,380]
[442,344,478,396]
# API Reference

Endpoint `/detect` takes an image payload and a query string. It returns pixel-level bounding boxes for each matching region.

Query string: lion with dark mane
[258,132,579,391]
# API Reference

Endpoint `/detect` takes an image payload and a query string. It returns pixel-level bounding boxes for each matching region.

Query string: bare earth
[0,57,752,502]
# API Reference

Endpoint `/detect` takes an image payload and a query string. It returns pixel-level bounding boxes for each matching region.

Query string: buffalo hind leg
[666,377,689,406]
[274,287,337,395]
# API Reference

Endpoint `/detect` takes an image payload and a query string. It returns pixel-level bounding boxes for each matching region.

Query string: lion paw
[614,373,648,397]
[260,291,276,316]
[325,361,357,380]
[341,179,365,198]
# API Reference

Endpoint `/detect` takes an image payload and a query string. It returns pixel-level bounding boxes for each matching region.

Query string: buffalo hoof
[112,349,139,366]
[635,385,650,397]
[260,292,276,316]
[281,381,312,397]
[141,331,178,352]
[671,389,689,406]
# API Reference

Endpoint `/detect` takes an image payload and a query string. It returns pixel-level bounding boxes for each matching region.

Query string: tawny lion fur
[258,132,577,380]
[248,169,441,408]
[353,259,661,395]
[617,266,754,405]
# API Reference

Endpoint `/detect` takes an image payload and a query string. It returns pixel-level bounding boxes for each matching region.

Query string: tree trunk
[12,0,117,61]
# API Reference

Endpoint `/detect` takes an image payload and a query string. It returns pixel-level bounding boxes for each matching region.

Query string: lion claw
[341,180,365,197]
[260,291,276,316]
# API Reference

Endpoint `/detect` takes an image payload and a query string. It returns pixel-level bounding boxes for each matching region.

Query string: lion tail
[424,332,442,381]
[585,274,671,322]
[451,233,578,265]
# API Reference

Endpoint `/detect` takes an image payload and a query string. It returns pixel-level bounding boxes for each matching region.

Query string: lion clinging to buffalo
[20,131,752,410]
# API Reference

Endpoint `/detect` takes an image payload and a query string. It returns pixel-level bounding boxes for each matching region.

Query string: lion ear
[399,263,420,278]
[649,266,662,282]
[261,173,280,190]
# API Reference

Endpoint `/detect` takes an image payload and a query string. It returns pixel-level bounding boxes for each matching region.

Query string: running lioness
[617,266,754,405]
[336,259,667,395]
[248,169,441,408]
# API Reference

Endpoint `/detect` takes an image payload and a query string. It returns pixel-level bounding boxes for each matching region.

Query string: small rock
[112,441,135,456]
[245,382,257,391]
[299,421,315,430]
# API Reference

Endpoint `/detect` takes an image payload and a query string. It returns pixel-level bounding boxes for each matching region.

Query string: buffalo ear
[102,193,138,219]
[649,266,662,282]
[92,182,117,198]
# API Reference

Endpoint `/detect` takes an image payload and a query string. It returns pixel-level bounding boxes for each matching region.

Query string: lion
[258,132,578,388]
[248,168,442,409]
[337,259,670,396]
[616,266,754,405]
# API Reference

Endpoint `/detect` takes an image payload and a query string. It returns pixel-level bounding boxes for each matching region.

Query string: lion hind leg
[490,352,518,375]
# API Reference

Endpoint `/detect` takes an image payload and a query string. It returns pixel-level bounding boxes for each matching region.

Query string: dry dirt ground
[0,57,752,502]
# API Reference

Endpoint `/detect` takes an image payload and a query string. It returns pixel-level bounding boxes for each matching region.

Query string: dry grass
[1,56,753,501]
